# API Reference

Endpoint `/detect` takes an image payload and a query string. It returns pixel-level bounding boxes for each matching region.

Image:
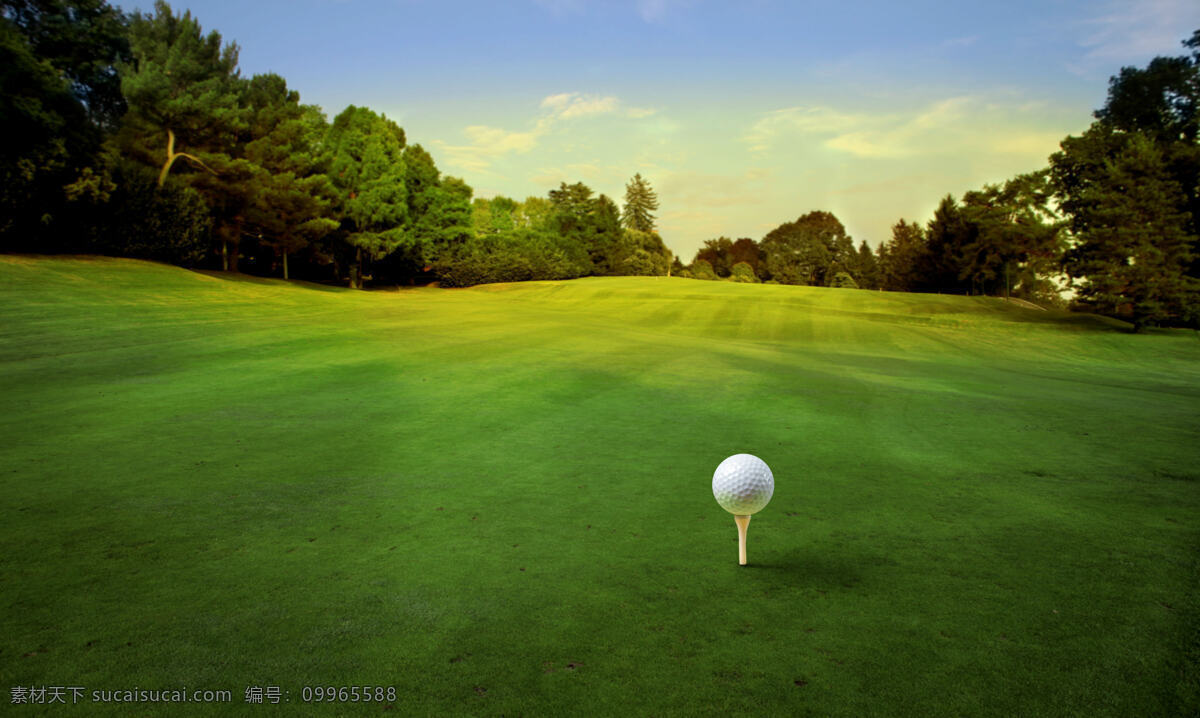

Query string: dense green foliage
[325,105,410,288]
[2,257,1198,715]
[0,1,673,288]
[1054,131,1198,327]
[760,210,856,286]
[1049,31,1200,327]
[0,0,128,247]
[676,32,1200,328]
[2,1,1197,316]
[877,219,927,292]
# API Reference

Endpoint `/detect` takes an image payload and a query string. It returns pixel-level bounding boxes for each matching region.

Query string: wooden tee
[734,514,751,565]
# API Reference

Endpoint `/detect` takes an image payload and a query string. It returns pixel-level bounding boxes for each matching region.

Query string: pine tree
[621,173,659,232]
[878,219,927,291]
[120,1,244,188]
[855,240,879,289]
[324,105,409,288]
[1061,133,1198,329]
[921,196,972,293]
[241,82,336,280]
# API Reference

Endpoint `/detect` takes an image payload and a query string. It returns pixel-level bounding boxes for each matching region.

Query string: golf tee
[734,514,751,565]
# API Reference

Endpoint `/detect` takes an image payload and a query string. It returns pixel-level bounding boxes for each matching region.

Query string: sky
[117,0,1200,261]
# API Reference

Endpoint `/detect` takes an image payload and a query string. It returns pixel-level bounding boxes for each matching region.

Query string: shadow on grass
[741,550,866,588]
[189,268,350,293]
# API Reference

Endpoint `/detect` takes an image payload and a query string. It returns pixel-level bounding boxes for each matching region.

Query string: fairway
[2,255,1199,716]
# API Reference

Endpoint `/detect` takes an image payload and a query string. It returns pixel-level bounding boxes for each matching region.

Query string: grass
[1,254,1198,716]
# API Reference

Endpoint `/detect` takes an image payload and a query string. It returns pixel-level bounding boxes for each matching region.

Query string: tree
[612,229,671,276]
[690,258,717,280]
[730,261,759,283]
[829,232,856,280]
[694,237,734,277]
[548,181,594,234]
[919,195,972,293]
[3,0,130,130]
[547,181,622,275]
[419,176,473,245]
[958,171,1063,298]
[830,271,858,289]
[729,238,762,277]
[855,240,879,289]
[877,220,927,291]
[0,17,83,242]
[621,173,659,232]
[1057,132,1198,328]
[89,157,210,264]
[402,143,440,225]
[324,105,409,288]
[1048,30,1200,327]
[1,0,129,248]
[760,211,850,286]
[409,175,474,283]
[1095,30,1199,145]
[515,196,553,231]
[116,1,260,270]
[589,194,622,274]
[241,81,336,280]
[120,1,243,188]
[471,196,517,237]
[1091,29,1200,276]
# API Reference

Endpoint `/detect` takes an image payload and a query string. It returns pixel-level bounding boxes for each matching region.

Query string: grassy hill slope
[2,256,1198,716]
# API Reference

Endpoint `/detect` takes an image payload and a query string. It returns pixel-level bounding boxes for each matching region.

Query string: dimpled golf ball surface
[712,454,774,515]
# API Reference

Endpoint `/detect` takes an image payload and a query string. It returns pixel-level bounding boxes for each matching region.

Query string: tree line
[681,32,1200,329]
[0,0,671,287]
[2,1,1197,328]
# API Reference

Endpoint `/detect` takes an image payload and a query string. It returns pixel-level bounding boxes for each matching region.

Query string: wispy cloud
[742,96,1065,161]
[435,92,659,173]
[532,0,693,23]
[541,93,620,119]
[741,107,867,153]
[1070,0,1200,72]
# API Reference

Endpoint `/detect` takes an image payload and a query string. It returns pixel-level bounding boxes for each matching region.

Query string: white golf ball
[712,454,774,515]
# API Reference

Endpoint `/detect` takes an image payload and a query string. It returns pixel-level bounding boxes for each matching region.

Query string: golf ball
[712,454,774,515]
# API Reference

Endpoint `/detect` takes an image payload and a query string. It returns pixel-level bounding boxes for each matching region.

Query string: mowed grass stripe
[1,256,1198,716]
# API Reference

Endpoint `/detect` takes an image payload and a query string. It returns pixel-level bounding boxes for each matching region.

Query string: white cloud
[542,93,621,119]
[742,96,1063,161]
[532,0,693,23]
[463,125,542,154]
[435,92,659,173]
[1071,0,1200,72]
[741,107,868,153]
[434,119,551,174]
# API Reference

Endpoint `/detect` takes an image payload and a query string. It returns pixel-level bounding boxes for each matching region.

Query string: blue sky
[118,0,1200,260]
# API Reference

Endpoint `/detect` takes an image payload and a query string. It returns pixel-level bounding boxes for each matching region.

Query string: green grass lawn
[2,255,1198,716]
